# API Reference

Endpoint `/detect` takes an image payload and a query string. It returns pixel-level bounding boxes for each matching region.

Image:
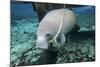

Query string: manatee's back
[38,9,76,36]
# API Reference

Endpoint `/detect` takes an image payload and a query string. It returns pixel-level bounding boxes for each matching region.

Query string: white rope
[49,4,66,43]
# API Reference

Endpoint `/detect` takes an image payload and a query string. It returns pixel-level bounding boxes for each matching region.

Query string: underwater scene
[11,1,95,67]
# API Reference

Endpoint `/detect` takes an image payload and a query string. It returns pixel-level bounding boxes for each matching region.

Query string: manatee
[36,9,76,49]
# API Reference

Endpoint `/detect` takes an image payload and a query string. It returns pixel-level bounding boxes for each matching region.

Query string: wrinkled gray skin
[36,9,76,49]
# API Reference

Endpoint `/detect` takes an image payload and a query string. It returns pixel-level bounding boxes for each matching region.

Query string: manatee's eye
[46,33,50,37]
[46,33,53,40]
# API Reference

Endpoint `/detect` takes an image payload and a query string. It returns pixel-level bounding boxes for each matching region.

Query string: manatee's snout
[36,37,49,49]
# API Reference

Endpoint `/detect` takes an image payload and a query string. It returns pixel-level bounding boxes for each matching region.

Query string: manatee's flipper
[61,34,66,45]
[57,34,66,45]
